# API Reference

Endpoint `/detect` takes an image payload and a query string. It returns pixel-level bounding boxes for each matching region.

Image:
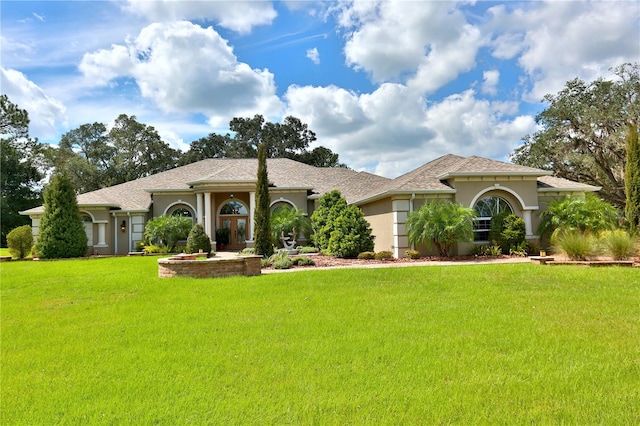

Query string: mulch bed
[263,253,514,270]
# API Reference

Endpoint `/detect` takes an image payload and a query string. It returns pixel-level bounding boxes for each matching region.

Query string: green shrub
[509,241,529,257]
[599,230,638,260]
[7,225,33,259]
[357,251,375,260]
[185,223,212,254]
[238,247,256,256]
[374,251,394,260]
[406,200,475,257]
[135,241,145,252]
[490,212,526,254]
[36,174,88,259]
[272,259,292,269]
[553,231,595,261]
[405,249,421,259]
[144,215,192,252]
[469,244,486,256]
[292,256,315,266]
[260,258,271,268]
[143,244,169,254]
[312,191,374,258]
[298,246,319,254]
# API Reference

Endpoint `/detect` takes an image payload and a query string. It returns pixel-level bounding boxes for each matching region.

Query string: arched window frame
[473,196,513,242]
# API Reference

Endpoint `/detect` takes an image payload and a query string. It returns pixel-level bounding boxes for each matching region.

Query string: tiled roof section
[537,175,600,191]
[442,156,551,176]
[22,158,392,213]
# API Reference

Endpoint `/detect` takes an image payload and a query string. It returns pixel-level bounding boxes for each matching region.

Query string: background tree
[0,95,44,246]
[624,124,640,230]
[178,133,233,166]
[406,201,476,257]
[511,63,639,209]
[254,142,273,257]
[108,114,181,183]
[35,174,87,259]
[46,122,115,193]
[6,224,33,259]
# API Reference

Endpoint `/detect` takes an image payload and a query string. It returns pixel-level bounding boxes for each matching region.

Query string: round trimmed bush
[7,225,33,259]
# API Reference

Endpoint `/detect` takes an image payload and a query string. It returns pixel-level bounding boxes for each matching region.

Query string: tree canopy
[511,63,640,209]
[0,95,44,246]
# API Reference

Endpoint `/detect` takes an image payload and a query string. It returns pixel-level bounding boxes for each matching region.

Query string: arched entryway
[218,200,249,250]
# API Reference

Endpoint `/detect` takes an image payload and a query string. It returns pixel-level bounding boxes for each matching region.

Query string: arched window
[220,201,248,215]
[171,207,193,219]
[473,196,512,241]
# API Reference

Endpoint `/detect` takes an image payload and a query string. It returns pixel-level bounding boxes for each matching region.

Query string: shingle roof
[20,155,598,215]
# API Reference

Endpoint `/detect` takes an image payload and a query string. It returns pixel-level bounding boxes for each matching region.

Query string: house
[21,154,599,257]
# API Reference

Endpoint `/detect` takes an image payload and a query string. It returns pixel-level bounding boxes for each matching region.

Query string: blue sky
[2,0,639,177]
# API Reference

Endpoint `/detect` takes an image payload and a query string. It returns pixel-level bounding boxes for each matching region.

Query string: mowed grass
[1,257,639,424]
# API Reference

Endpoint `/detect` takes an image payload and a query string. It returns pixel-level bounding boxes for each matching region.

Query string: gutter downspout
[127,211,132,253]
[112,212,118,255]
[409,193,416,250]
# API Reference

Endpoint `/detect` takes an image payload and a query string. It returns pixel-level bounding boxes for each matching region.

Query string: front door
[220,217,248,250]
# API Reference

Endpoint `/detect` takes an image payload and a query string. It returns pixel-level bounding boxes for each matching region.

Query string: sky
[1,0,639,178]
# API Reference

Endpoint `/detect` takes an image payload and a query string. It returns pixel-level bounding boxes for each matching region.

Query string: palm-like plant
[539,193,618,240]
[406,200,476,257]
[270,205,313,247]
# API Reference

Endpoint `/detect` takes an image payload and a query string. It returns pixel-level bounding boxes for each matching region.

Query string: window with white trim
[473,196,512,241]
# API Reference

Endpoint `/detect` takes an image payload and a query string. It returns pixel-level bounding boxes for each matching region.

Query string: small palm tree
[406,200,476,257]
[270,205,312,247]
[539,193,618,240]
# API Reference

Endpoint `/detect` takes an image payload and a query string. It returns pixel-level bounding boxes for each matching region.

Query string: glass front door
[220,217,248,250]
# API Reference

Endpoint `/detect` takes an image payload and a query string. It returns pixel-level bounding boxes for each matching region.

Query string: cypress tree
[36,174,88,258]
[625,124,640,231]
[254,143,273,257]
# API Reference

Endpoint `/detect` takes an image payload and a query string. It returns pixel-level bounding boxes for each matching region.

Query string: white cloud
[1,67,67,139]
[124,0,277,34]
[481,70,500,96]
[79,21,283,126]
[486,1,640,101]
[338,1,482,93]
[306,47,320,64]
[286,83,537,177]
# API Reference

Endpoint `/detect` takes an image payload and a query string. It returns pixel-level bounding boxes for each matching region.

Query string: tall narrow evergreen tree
[254,143,273,257]
[35,174,88,258]
[625,124,640,231]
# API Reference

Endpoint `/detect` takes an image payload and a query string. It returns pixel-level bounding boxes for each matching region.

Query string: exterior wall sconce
[120,220,127,233]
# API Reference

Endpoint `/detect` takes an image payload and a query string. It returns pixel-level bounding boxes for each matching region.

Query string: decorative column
[196,193,203,225]
[97,223,107,246]
[204,192,212,239]
[523,210,534,238]
[249,191,256,240]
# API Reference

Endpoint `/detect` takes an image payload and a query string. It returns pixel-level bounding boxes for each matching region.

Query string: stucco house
[21,154,599,257]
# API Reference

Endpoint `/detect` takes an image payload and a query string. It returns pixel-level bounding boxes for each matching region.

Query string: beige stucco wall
[450,178,540,211]
[360,198,394,253]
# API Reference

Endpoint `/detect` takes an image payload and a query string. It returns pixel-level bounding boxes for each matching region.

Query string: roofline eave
[353,189,457,206]
[437,170,553,179]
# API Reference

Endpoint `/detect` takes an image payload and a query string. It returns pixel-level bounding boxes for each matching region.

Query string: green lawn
[1,257,639,424]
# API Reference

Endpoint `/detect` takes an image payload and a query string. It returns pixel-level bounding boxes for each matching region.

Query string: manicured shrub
[292,256,315,266]
[185,223,212,254]
[35,174,87,259]
[405,249,421,259]
[357,251,375,260]
[311,190,375,258]
[238,247,256,256]
[599,230,638,260]
[553,231,595,261]
[272,259,292,269]
[7,225,33,259]
[374,251,394,260]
